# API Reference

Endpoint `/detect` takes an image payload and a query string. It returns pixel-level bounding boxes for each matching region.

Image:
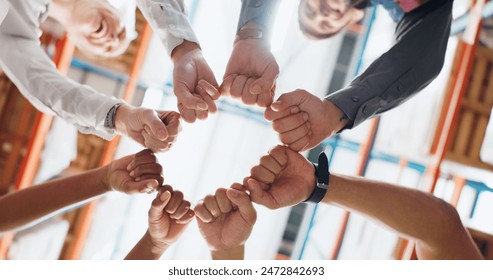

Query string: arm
[247,145,482,259]
[195,185,256,260]
[135,0,220,123]
[125,185,194,260]
[327,0,453,129]
[219,0,280,108]
[0,6,177,151]
[0,21,118,139]
[263,0,452,151]
[0,149,163,232]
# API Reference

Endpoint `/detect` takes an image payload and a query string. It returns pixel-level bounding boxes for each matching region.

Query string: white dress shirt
[0,0,197,139]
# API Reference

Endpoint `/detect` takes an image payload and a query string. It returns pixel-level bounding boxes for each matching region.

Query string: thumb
[175,84,208,110]
[244,178,270,207]
[142,110,168,141]
[149,190,172,220]
[270,90,304,112]
[250,62,279,95]
[226,188,256,225]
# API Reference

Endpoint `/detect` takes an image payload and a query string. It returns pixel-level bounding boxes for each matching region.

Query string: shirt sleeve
[237,0,280,38]
[135,0,199,56]
[0,4,120,140]
[326,0,453,129]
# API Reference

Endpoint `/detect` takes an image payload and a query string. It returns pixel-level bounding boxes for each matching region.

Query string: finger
[170,200,191,220]
[176,209,195,224]
[219,74,236,97]
[194,202,214,223]
[196,85,218,114]
[250,165,276,184]
[226,188,257,225]
[264,105,300,122]
[250,61,279,96]
[231,182,247,192]
[149,191,171,221]
[241,78,257,105]
[259,154,283,176]
[270,91,305,113]
[257,83,276,107]
[195,109,208,120]
[268,145,288,167]
[141,109,169,141]
[175,84,208,110]
[230,75,247,99]
[159,111,182,137]
[288,134,310,152]
[198,80,221,100]
[142,130,170,153]
[126,150,156,171]
[279,123,311,146]
[165,190,184,214]
[137,174,164,189]
[245,178,272,207]
[130,162,163,178]
[178,103,197,123]
[132,179,159,194]
[272,112,309,133]
[215,188,233,214]
[203,194,221,218]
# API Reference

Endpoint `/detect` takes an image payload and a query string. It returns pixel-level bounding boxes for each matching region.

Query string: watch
[304,152,330,203]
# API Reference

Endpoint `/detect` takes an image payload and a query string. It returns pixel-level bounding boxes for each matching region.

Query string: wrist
[114,103,132,135]
[210,245,245,260]
[235,21,268,45]
[144,230,169,256]
[97,165,113,193]
[171,40,201,63]
[322,99,349,134]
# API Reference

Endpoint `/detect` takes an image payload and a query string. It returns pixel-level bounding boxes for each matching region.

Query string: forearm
[125,230,168,260]
[210,245,245,260]
[0,34,119,139]
[0,167,109,232]
[326,0,452,129]
[322,174,482,259]
[322,175,461,247]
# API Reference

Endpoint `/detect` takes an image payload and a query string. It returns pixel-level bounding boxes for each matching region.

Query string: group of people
[0,0,484,259]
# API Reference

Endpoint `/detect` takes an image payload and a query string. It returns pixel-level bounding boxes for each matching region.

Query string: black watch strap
[304,152,330,203]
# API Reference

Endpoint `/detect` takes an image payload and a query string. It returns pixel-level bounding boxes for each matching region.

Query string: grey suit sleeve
[237,0,280,38]
[326,0,453,129]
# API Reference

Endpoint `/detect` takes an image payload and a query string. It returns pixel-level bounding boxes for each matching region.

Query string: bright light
[271,1,299,53]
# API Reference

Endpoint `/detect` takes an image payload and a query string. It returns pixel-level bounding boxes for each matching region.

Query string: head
[60,0,131,57]
[298,0,366,39]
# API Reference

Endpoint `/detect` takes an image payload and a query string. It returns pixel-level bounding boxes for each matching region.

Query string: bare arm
[323,174,483,260]
[0,150,163,232]
[247,145,483,259]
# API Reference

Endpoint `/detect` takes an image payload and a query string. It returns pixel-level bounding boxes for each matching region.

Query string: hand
[220,23,279,107]
[106,149,164,194]
[146,185,195,251]
[245,145,315,209]
[195,185,256,259]
[115,104,182,152]
[264,89,348,152]
[172,41,220,123]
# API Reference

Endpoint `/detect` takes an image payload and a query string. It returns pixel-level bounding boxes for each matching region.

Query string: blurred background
[1,0,493,260]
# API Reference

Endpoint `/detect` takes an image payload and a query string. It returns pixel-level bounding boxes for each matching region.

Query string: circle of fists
[115,144,318,258]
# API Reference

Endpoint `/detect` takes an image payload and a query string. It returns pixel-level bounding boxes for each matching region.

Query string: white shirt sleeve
[135,0,199,56]
[0,4,120,140]
[0,0,8,26]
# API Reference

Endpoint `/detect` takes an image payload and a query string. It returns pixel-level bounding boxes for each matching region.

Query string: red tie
[397,0,429,12]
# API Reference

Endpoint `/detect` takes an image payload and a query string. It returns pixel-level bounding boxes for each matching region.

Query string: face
[66,0,130,57]
[298,0,364,39]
